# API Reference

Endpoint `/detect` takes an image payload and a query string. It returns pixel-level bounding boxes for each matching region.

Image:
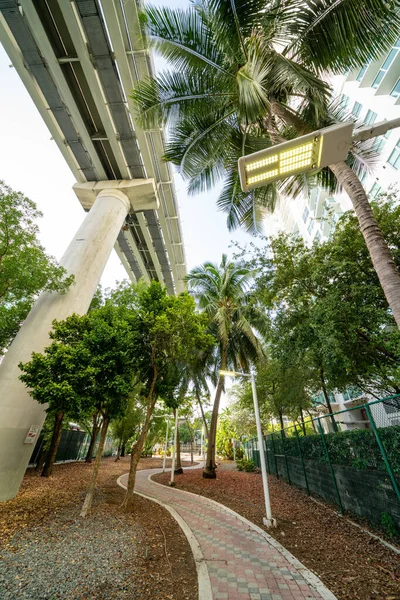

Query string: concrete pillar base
[263,517,277,528]
[0,187,130,502]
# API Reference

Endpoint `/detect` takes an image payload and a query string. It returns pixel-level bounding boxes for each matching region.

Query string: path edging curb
[148,471,338,600]
[117,474,212,600]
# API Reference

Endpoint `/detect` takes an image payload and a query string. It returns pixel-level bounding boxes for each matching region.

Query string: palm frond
[284,0,400,74]
[142,5,229,74]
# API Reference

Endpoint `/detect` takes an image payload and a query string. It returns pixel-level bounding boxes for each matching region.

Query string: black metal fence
[244,396,400,534]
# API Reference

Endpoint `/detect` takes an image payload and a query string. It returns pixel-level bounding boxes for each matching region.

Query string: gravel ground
[0,457,198,600]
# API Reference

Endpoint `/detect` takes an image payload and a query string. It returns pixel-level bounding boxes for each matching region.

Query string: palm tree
[186,254,265,478]
[133,0,400,327]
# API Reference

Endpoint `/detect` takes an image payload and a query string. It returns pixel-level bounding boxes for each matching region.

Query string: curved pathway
[118,467,337,600]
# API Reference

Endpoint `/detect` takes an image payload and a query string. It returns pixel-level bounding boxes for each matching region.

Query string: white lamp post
[238,117,400,192]
[170,409,179,486]
[220,370,276,528]
[162,418,170,473]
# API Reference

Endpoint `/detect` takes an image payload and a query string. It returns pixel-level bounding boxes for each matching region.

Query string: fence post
[280,429,291,485]
[317,418,344,514]
[271,432,279,478]
[365,404,400,504]
[294,425,310,496]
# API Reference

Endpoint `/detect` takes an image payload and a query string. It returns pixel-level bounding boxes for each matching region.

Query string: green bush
[237,458,255,472]
[262,425,400,475]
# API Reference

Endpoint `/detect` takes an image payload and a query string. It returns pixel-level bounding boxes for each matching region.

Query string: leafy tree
[186,254,266,478]
[0,181,73,354]
[19,314,93,477]
[111,390,143,461]
[117,281,213,508]
[237,193,400,423]
[133,0,400,328]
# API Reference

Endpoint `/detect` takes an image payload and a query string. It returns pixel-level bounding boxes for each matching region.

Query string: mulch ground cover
[0,457,198,600]
[154,462,400,600]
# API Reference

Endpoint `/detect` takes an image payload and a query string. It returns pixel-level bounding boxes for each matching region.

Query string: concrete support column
[0,189,130,501]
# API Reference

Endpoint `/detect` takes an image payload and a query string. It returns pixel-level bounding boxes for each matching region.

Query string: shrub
[237,458,255,472]
[263,425,400,475]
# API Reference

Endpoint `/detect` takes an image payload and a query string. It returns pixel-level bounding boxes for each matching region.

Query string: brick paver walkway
[118,468,337,600]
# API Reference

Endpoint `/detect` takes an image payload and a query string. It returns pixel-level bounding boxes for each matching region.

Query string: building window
[339,94,350,109]
[370,182,382,198]
[372,38,400,89]
[356,64,368,82]
[388,138,400,170]
[302,206,309,223]
[372,136,386,152]
[364,110,377,125]
[357,168,367,184]
[351,101,362,118]
[307,219,314,234]
[391,78,400,98]
[314,230,321,243]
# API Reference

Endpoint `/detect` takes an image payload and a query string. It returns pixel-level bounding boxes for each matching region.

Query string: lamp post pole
[220,369,276,528]
[250,372,276,527]
[162,418,170,473]
[170,409,179,486]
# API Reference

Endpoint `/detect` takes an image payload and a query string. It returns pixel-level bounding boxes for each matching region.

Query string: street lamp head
[238,121,354,192]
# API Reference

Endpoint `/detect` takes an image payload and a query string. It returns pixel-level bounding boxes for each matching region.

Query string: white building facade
[267,38,400,246]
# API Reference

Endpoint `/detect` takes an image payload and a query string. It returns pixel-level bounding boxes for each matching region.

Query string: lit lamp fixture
[238,121,354,192]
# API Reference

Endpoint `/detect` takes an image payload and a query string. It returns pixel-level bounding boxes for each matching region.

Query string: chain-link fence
[243,396,400,533]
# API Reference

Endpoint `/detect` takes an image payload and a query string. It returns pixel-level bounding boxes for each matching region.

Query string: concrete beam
[73,179,159,213]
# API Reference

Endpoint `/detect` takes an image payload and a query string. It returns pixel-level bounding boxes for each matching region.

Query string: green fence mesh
[243,396,400,534]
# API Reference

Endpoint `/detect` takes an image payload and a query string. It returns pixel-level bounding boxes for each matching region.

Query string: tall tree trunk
[86,411,101,464]
[196,393,209,439]
[122,396,157,510]
[115,440,122,462]
[278,409,285,434]
[185,416,194,465]
[120,441,126,457]
[35,439,48,472]
[41,411,64,478]
[270,100,400,329]
[329,161,400,328]
[320,369,338,432]
[203,346,227,479]
[174,414,183,475]
[80,415,110,517]
[300,408,306,436]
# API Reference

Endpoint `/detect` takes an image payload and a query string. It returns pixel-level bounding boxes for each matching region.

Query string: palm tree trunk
[41,411,64,478]
[203,346,227,479]
[269,101,400,329]
[80,415,110,517]
[329,161,400,328]
[196,393,209,438]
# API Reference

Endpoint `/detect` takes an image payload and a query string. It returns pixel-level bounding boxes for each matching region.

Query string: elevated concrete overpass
[0,0,187,500]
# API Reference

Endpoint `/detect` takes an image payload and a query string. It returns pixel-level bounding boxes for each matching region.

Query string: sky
[0,0,257,289]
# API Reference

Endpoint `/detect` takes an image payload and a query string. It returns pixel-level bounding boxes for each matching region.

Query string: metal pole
[317,418,344,514]
[251,372,276,527]
[162,418,169,473]
[170,409,178,486]
[280,429,291,485]
[294,425,310,496]
[271,432,279,478]
[352,116,400,142]
[365,404,400,503]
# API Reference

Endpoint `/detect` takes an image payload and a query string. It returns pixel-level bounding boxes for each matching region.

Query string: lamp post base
[263,517,277,528]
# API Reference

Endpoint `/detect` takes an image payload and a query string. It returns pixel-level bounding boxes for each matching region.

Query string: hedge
[264,426,400,475]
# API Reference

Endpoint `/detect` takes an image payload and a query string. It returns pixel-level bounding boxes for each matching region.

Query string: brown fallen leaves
[0,457,198,600]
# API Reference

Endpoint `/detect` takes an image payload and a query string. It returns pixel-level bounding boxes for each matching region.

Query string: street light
[238,116,400,192]
[220,369,277,528]
[152,414,170,473]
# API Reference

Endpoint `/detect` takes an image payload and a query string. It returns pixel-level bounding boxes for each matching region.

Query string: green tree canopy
[0,181,73,354]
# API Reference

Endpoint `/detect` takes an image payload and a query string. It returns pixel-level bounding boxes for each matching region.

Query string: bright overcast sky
[0,0,257,290]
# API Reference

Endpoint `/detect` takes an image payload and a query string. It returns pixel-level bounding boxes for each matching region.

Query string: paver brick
[119,467,336,600]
